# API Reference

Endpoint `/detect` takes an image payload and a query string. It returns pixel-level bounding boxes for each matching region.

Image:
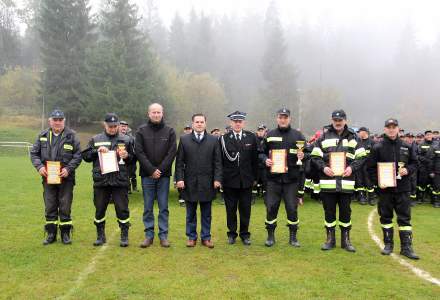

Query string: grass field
[1,154,439,300]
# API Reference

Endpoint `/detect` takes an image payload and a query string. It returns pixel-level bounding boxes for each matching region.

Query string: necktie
[197,133,201,142]
[236,133,240,141]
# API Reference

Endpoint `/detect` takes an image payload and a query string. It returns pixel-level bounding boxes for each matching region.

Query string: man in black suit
[175,114,222,248]
[220,111,259,245]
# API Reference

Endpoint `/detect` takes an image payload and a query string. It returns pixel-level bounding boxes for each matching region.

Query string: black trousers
[93,186,130,225]
[43,181,74,224]
[378,192,411,228]
[265,181,299,229]
[223,186,252,239]
[320,192,352,228]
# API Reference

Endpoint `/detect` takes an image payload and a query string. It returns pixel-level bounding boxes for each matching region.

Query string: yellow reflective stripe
[287,219,299,225]
[311,147,323,157]
[355,147,367,158]
[366,188,375,193]
[410,194,417,199]
[342,180,355,190]
[322,139,338,149]
[265,219,277,224]
[435,151,440,154]
[417,186,426,191]
[40,137,48,141]
[59,221,73,226]
[421,145,430,149]
[339,221,352,227]
[45,220,58,225]
[94,142,111,147]
[320,179,336,189]
[366,149,371,154]
[297,190,304,195]
[355,187,365,191]
[304,179,312,188]
[348,139,357,148]
[325,221,337,227]
[381,223,394,229]
[346,153,355,159]
[432,191,440,195]
[289,149,298,154]
[94,217,106,223]
[118,218,130,224]
[342,139,348,147]
[63,144,73,150]
[399,226,412,231]
[313,183,321,193]
[267,137,282,142]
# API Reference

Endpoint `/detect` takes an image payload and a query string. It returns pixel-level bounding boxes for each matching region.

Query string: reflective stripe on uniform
[432,191,440,195]
[348,139,357,148]
[118,218,130,224]
[346,153,355,159]
[45,220,58,225]
[355,147,367,158]
[304,179,312,188]
[267,137,282,142]
[381,223,393,229]
[322,139,338,149]
[265,218,277,224]
[289,149,298,154]
[341,180,355,190]
[311,147,323,157]
[313,183,321,193]
[417,186,426,191]
[40,137,48,142]
[287,219,299,225]
[59,220,73,226]
[338,220,352,227]
[320,179,337,189]
[63,144,73,150]
[94,216,106,223]
[399,226,412,231]
[325,221,337,227]
[410,194,417,199]
[94,142,111,147]
[297,190,304,195]
[366,188,375,193]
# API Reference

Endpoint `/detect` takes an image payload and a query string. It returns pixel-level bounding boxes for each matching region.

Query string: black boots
[416,190,424,204]
[321,227,336,250]
[288,225,300,247]
[43,223,57,245]
[60,224,72,245]
[368,191,378,206]
[265,227,275,247]
[359,191,368,205]
[432,195,440,208]
[120,223,129,247]
[93,222,106,246]
[399,231,420,260]
[340,227,356,252]
[381,228,394,255]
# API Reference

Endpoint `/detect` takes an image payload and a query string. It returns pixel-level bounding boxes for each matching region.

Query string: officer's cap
[227,111,247,121]
[120,120,128,126]
[277,108,290,116]
[331,109,346,120]
[210,128,220,134]
[50,109,65,119]
[416,133,424,138]
[358,126,369,133]
[184,124,191,129]
[384,118,398,127]
[257,124,267,130]
[104,113,119,125]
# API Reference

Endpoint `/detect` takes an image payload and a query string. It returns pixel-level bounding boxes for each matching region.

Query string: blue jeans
[186,201,212,241]
[142,177,170,240]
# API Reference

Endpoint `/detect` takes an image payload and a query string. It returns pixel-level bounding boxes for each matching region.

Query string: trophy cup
[296,140,305,165]
[117,143,126,165]
[396,162,405,180]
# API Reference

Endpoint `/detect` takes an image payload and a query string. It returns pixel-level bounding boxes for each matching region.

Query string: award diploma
[46,161,61,185]
[378,162,397,188]
[330,152,346,176]
[270,149,288,174]
[99,151,119,175]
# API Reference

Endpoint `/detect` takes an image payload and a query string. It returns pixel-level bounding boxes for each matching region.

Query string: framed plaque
[378,162,397,188]
[330,152,346,176]
[99,150,119,175]
[270,149,288,174]
[46,161,62,185]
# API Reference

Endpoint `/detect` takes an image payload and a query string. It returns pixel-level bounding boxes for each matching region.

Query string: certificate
[270,149,288,174]
[46,161,61,185]
[378,162,397,188]
[330,152,346,176]
[99,151,119,174]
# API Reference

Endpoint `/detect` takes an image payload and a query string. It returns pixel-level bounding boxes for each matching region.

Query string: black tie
[236,133,240,141]
[197,133,201,142]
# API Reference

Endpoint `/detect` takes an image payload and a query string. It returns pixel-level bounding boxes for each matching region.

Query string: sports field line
[367,208,440,287]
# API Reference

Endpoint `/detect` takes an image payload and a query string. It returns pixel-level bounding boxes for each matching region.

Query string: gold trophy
[396,162,405,180]
[117,143,126,165]
[296,140,305,165]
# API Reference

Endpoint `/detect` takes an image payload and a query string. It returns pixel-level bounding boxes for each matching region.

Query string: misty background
[1,0,440,135]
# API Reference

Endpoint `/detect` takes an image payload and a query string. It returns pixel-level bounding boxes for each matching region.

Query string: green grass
[0,156,439,299]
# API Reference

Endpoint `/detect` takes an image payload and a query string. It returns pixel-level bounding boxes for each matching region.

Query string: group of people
[31,103,433,260]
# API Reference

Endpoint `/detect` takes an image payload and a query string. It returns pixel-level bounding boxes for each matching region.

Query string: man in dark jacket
[260,108,308,247]
[119,120,137,193]
[416,130,434,203]
[367,118,419,259]
[220,111,258,245]
[311,110,367,252]
[30,109,82,245]
[136,103,177,248]
[82,113,135,247]
[356,127,377,205]
[175,113,222,248]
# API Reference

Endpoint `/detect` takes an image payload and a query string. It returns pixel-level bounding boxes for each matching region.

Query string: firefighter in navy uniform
[220,111,259,245]
[260,108,307,247]
[311,110,367,252]
[30,109,82,245]
[428,142,440,208]
[356,127,377,205]
[417,130,434,203]
[82,113,135,247]
[367,118,419,259]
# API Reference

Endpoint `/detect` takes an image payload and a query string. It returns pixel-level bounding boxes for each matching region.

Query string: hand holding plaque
[378,162,397,188]
[46,161,62,184]
[330,152,346,176]
[270,149,288,174]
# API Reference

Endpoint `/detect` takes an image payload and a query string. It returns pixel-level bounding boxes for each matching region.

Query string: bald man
[136,103,177,248]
